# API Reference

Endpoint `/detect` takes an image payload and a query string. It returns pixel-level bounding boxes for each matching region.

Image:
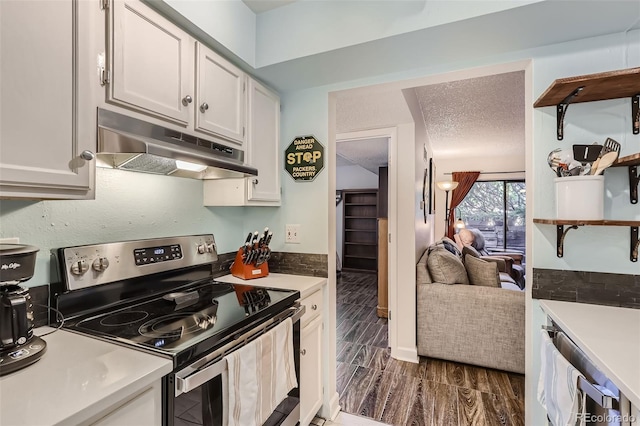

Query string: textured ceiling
[336,137,388,175]
[414,71,525,160]
[334,71,524,170]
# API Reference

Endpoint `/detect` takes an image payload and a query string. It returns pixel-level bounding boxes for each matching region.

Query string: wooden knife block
[230,247,269,280]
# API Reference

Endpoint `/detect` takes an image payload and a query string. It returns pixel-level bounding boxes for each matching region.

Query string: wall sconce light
[454,218,466,232]
[436,180,459,234]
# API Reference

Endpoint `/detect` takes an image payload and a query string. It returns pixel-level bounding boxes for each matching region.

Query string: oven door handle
[175,304,304,395]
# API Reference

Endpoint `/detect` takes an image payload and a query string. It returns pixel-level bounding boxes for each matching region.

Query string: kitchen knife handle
[244,232,253,245]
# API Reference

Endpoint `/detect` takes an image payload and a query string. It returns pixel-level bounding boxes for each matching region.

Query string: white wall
[335,164,379,264]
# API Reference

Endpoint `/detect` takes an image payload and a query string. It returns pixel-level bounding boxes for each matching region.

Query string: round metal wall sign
[285,136,324,182]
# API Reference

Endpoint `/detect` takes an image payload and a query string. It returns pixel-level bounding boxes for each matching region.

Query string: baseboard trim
[393,345,418,363]
[318,392,340,421]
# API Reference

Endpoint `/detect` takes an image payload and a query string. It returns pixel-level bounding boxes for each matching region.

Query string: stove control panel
[58,235,218,291]
[134,244,182,265]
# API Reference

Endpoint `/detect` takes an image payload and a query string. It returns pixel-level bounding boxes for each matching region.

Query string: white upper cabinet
[203,78,281,206]
[0,0,95,200]
[109,0,193,125]
[246,79,280,202]
[195,43,246,145]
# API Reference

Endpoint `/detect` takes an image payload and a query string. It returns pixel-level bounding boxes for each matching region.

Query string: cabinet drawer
[300,289,322,327]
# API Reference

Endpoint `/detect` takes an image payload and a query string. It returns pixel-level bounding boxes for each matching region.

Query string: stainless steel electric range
[51,235,303,426]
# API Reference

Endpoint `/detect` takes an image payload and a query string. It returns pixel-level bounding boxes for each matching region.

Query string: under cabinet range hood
[96,108,257,179]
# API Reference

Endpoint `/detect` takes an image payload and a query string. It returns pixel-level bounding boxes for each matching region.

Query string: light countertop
[539,300,640,409]
[0,327,173,426]
[217,273,327,299]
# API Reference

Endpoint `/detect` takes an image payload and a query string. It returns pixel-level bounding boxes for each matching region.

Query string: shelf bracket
[629,165,639,204]
[556,86,584,140]
[632,227,639,262]
[633,94,639,135]
[557,225,579,258]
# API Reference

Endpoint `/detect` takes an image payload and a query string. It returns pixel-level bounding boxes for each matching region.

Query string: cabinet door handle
[182,95,193,106]
[311,304,318,310]
[252,178,259,185]
[200,102,209,113]
[300,349,306,356]
[80,150,95,161]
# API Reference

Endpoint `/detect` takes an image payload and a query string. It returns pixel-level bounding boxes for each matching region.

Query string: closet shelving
[342,189,378,272]
[533,67,640,262]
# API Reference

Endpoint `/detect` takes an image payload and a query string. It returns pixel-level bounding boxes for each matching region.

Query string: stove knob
[206,243,215,253]
[70,259,89,276]
[92,257,110,272]
[197,244,206,254]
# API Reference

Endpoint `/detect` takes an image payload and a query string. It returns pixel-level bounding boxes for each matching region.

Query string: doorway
[329,59,532,424]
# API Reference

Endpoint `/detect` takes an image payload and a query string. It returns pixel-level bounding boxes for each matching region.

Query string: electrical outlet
[285,224,301,244]
[0,237,19,244]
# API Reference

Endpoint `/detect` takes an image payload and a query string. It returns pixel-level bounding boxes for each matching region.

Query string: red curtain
[447,171,480,239]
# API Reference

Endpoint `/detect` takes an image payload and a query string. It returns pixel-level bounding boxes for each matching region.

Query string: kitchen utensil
[572,144,602,165]
[592,151,619,175]
[590,138,621,175]
[603,137,621,155]
[547,148,573,175]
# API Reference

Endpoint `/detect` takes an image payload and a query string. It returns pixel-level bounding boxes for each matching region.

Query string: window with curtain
[454,180,525,251]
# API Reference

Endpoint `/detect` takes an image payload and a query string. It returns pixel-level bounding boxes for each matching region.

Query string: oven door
[165,304,304,426]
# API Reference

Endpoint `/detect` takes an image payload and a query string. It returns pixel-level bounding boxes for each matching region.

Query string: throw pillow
[462,245,481,259]
[427,247,469,285]
[432,237,463,259]
[464,254,500,287]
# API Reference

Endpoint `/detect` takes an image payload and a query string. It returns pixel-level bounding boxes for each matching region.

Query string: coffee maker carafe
[0,244,46,376]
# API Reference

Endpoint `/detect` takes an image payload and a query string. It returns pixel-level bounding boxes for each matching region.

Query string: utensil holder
[230,247,269,280]
[555,175,604,220]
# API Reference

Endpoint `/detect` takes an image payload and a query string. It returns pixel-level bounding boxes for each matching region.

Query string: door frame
[335,128,398,356]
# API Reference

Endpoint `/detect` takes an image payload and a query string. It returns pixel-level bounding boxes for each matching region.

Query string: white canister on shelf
[554,175,604,220]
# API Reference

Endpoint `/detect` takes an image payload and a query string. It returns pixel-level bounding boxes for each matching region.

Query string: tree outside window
[455,181,525,252]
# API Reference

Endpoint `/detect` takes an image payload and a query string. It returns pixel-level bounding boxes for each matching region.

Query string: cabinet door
[246,78,281,202]
[89,382,162,426]
[109,0,192,125]
[0,0,94,199]
[195,42,245,145]
[300,316,323,426]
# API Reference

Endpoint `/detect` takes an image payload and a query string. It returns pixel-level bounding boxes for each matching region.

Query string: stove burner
[99,310,149,327]
[139,312,217,339]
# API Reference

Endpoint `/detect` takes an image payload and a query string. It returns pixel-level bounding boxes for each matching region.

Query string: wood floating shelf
[533,219,639,262]
[612,153,640,205]
[533,67,640,140]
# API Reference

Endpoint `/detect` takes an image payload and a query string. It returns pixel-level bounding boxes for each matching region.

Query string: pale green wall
[260,28,640,425]
[0,168,247,286]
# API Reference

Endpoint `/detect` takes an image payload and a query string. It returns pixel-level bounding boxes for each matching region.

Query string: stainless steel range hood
[96,108,257,179]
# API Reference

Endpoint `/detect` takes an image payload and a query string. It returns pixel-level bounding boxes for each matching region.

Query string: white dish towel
[538,329,587,426]
[224,317,298,426]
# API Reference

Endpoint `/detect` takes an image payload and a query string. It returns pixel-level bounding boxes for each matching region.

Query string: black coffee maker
[0,244,47,376]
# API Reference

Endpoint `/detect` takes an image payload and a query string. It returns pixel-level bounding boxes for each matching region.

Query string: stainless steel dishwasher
[544,322,625,426]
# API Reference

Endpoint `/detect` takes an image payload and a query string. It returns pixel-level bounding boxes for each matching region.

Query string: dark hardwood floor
[336,271,525,426]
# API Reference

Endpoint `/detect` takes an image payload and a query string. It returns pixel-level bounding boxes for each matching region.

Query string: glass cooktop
[66,281,298,357]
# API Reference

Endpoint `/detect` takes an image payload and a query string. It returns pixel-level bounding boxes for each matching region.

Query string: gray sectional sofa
[416,244,525,374]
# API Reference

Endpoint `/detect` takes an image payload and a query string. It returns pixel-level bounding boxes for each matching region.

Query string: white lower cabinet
[0,0,95,199]
[87,381,162,426]
[299,289,324,426]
